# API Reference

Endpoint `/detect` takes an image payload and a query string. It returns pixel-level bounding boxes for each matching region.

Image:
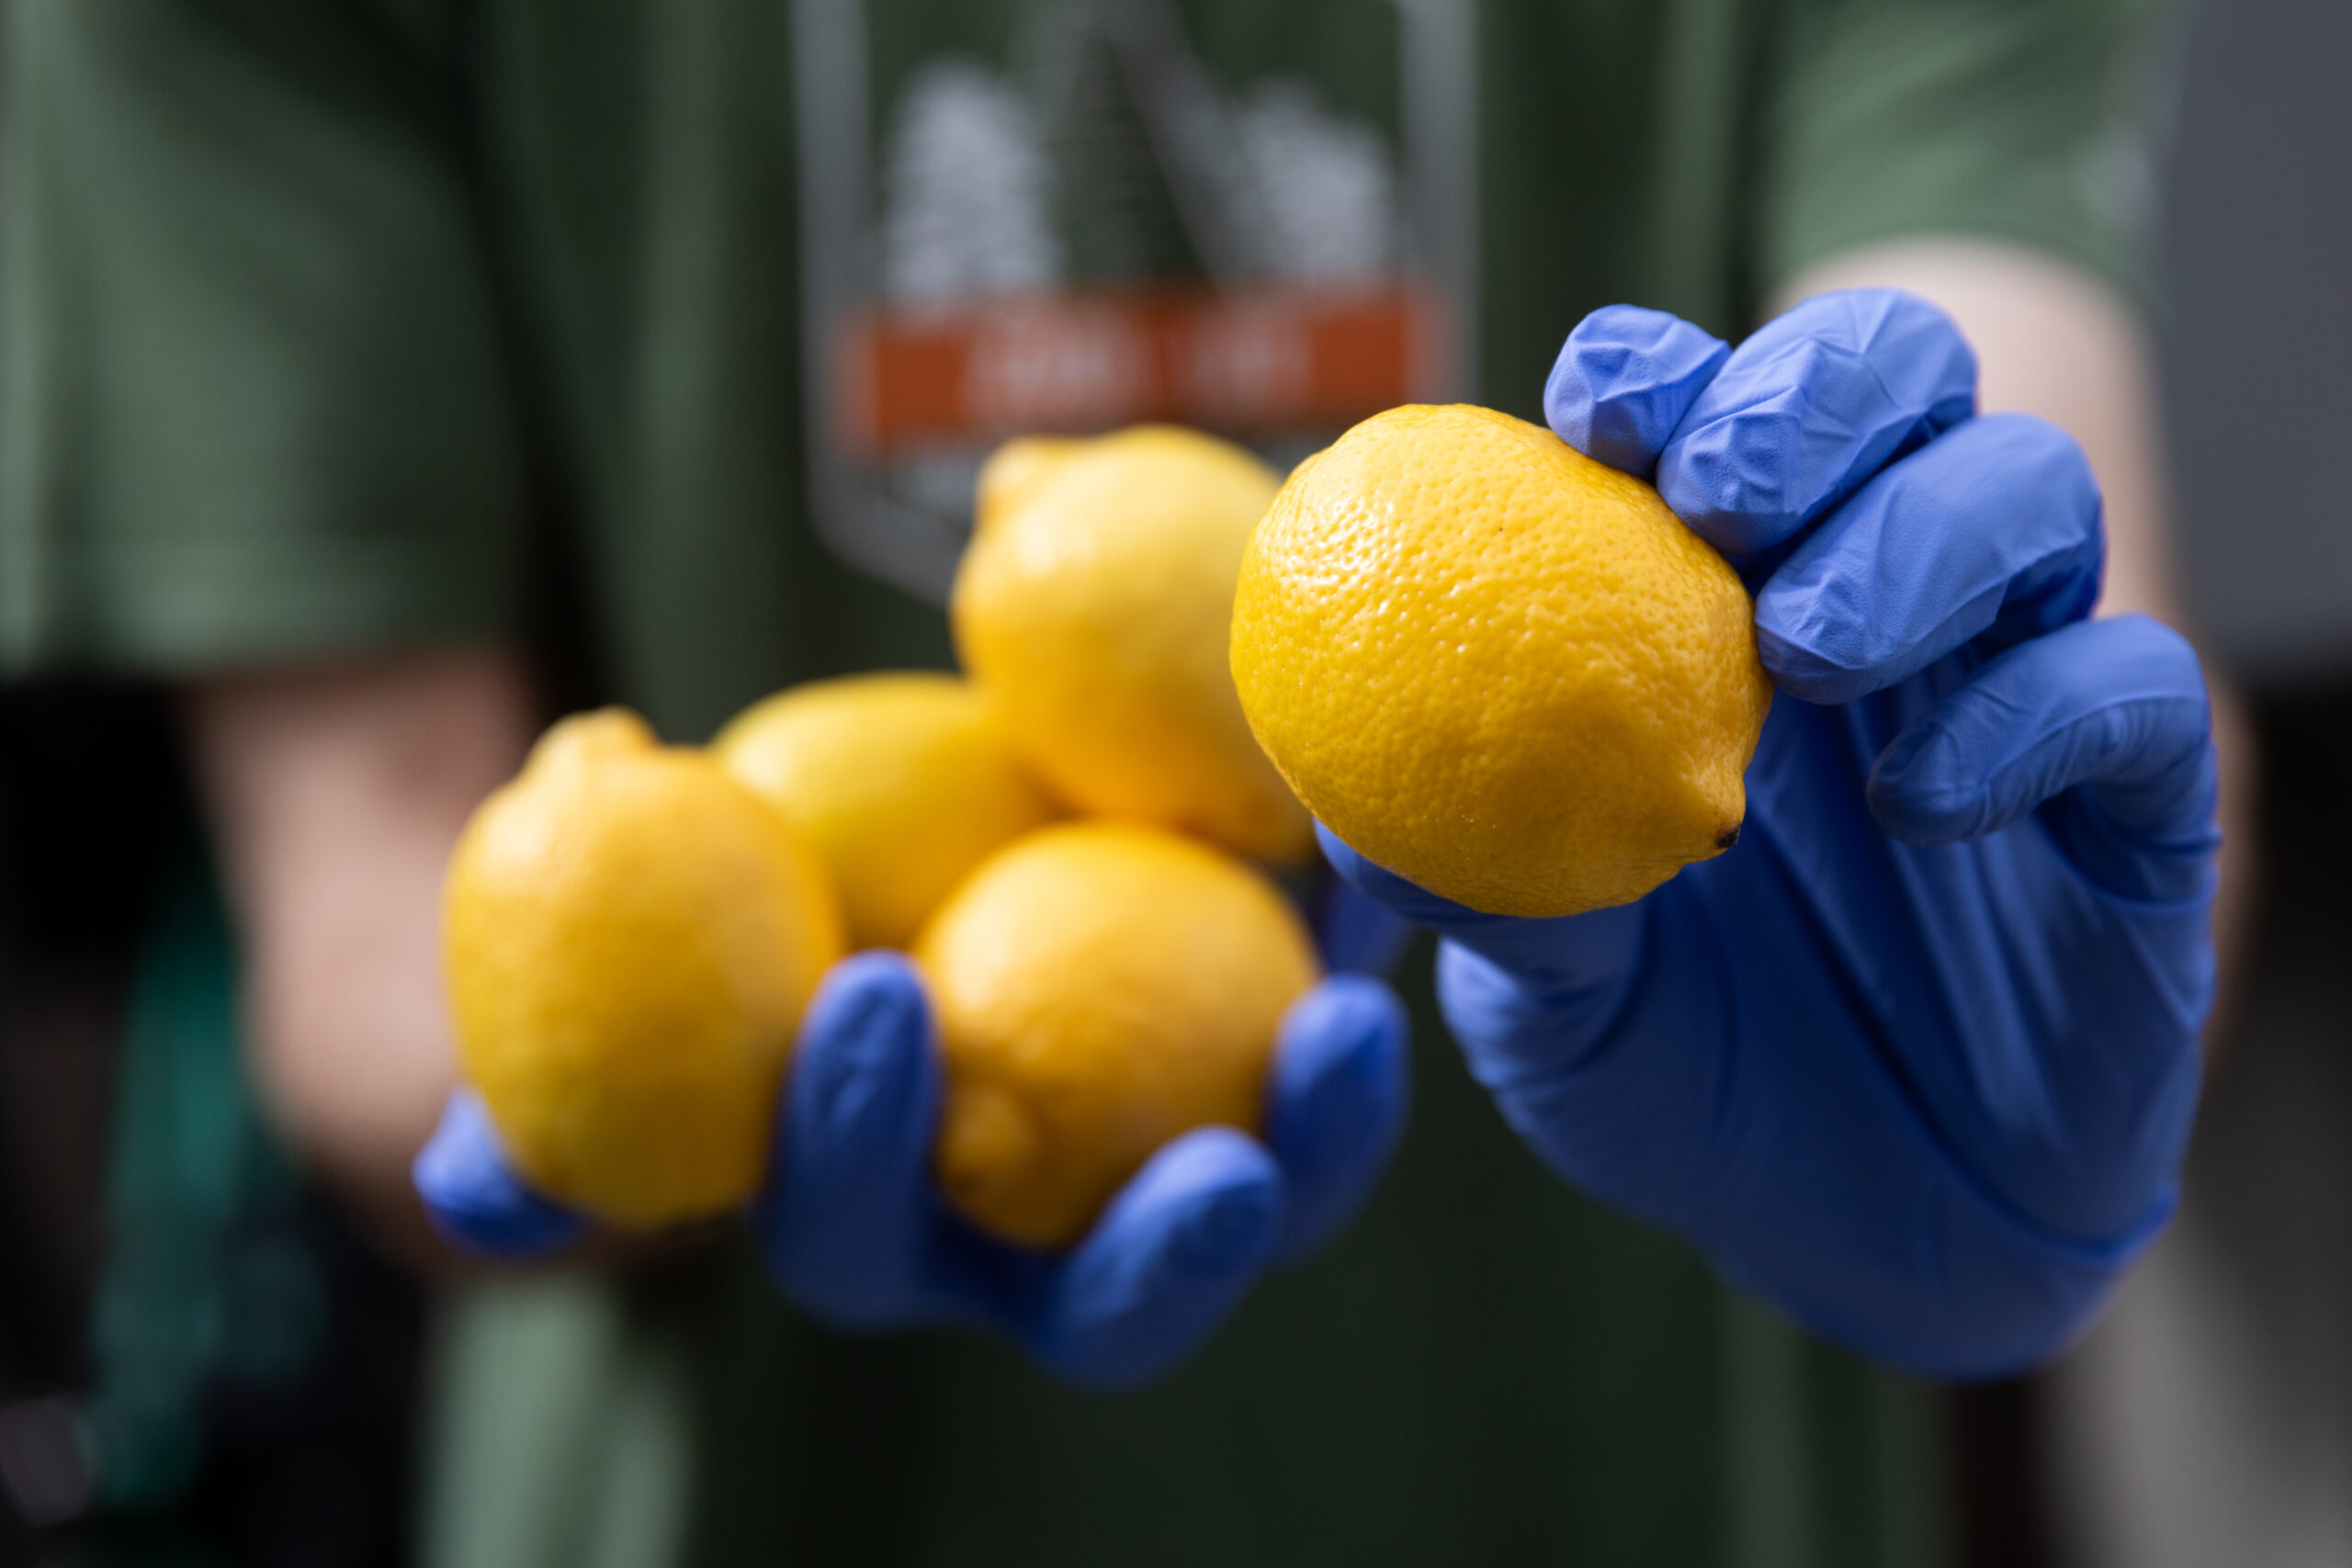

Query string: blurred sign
[836,285,1436,452]
[789,0,1477,601]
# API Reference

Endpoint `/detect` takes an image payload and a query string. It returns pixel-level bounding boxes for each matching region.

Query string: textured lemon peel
[714,671,1056,950]
[1231,404,1771,918]
[446,707,845,1228]
[954,425,1315,865]
[915,820,1318,1249]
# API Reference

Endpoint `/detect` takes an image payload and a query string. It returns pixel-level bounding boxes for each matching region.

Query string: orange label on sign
[837,285,1438,452]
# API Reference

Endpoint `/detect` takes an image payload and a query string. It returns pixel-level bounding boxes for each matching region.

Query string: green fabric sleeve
[1760,0,2170,307]
[0,0,530,674]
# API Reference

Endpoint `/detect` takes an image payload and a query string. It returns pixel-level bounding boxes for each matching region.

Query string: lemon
[953,427,1314,864]
[915,821,1319,1249]
[1231,404,1771,919]
[444,709,845,1228]
[715,672,1057,950]
[974,434,1087,525]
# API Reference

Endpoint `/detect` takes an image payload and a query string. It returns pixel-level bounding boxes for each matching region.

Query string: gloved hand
[1323,289,2218,1378]
[414,867,1410,1390]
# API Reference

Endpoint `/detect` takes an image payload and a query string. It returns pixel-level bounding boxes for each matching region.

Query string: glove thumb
[1315,822,1645,1001]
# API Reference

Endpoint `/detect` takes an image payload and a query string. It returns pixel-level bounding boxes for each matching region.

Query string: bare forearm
[187,645,537,1252]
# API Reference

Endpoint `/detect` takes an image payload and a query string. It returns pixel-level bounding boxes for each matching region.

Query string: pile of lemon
[446,429,1322,1245]
[445,407,1769,1247]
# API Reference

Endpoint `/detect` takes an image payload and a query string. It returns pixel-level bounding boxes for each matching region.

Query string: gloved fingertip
[1752,617,1871,707]
[1314,819,1380,886]
[1747,412,2105,708]
[1267,977,1411,1262]
[1312,873,1417,976]
[1164,1153,1285,1277]
[801,949,931,1054]
[1082,1128,1284,1282]
[1035,1129,1284,1389]
[1656,289,1979,557]
[413,1091,589,1258]
[1865,718,1990,847]
[1282,974,1410,1065]
[1269,978,1410,1149]
[1869,616,2221,897]
[1544,306,1731,476]
[1656,406,1817,557]
[1315,821,1476,928]
[786,949,938,1140]
[759,951,940,1300]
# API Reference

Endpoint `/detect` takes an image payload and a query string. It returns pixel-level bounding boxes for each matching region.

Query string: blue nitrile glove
[1322,289,2219,1379]
[414,864,1410,1390]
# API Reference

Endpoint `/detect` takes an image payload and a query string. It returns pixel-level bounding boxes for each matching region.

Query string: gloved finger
[412,1089,590,1258]
[1314,819,1479,927]
[1307,864,1416,977]
[752,950,942,1328]
[1316,820,1646,997]
[1657,289,1978,556]
[1263,976,1411,1263]
[1868,614,2219,902]
[1024,1127,1283,1390]
[1544,305,1730,476]
[1754,413,2104,704]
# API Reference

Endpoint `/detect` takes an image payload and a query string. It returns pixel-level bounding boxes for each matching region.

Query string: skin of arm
[1774,239,2256,1012]
[187,239,2249,1266]
[187,645,538,1260]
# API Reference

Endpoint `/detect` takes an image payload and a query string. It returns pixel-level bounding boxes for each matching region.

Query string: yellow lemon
[715,672,1057,951]
[974,434,1087,525]
[953,427,1314,864]
[915,821,1318,1249]
[1231,404,1771,919]
[444,709,845,1228]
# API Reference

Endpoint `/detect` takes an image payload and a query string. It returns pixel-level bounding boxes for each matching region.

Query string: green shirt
[2,1,2161,1562]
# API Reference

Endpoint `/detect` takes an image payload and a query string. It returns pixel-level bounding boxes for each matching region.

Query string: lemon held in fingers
[915,821,1319,1250]
[716,672,1056,951]
[1231,404,1771,919]
[443,709,845,1228]
[953,427,1313,864]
